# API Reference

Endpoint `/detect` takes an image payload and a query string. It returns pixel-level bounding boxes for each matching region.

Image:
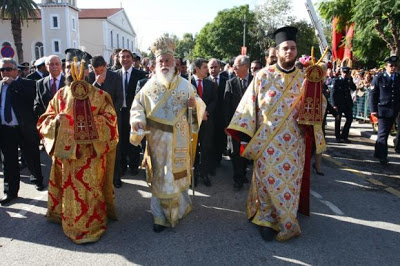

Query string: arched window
[122,36,125,48]
[117,33,119,48]
[34,42,44,59]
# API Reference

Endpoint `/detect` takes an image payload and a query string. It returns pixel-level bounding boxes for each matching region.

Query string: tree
[175,33,196,60]
[254,0,320,63]
[193,5,263,62]
[254,0,295,50]
[319,0,400,67]
[0,0,38,63]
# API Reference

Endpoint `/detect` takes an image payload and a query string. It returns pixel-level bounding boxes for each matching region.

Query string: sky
[36,0,311,51]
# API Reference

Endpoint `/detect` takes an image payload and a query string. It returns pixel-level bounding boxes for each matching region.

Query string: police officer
[331,66,356,143]
[369,56,400,165]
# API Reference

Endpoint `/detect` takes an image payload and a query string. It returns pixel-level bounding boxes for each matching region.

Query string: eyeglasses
[0,67,17,72]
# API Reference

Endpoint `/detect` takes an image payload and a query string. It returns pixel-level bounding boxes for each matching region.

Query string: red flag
[343,23,355,61]
[332,17,345,62]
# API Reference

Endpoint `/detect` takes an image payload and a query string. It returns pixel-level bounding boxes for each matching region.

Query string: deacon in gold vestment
[130,36,206,232]
[227,27,325,242]
[37,49,119,244]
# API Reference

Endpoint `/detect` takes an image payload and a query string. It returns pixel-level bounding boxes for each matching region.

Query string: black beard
[279,59,296,70]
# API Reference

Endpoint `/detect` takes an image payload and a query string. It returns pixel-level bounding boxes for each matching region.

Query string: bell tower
[40,0,80,56]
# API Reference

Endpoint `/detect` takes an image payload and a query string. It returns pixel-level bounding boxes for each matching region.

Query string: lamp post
[242,15,247,55]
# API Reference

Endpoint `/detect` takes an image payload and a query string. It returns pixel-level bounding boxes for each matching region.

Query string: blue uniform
[369,71,400,160]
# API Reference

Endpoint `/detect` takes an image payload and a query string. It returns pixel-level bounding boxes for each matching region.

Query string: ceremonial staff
[187,60,196,199]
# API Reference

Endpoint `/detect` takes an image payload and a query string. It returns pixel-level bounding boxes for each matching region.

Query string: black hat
[274,26,298,46]
[18,62,30,70]
[65,48,92,62]
[384,55,398,64]
[341,66,350,73]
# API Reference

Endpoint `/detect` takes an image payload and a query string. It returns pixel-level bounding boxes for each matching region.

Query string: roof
[79,8,123,19]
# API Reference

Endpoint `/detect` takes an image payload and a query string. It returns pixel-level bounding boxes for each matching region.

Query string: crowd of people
[0,25,399,244]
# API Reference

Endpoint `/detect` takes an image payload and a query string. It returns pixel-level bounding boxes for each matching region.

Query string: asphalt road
[1,119,400,266]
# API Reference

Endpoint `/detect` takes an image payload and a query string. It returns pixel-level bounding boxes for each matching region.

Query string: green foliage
[0,0,38,23]
[175,33,196,60]
[193,5,263,62]
[318,0,400,66]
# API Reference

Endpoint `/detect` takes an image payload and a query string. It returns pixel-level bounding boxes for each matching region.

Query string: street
[1,118,400,266]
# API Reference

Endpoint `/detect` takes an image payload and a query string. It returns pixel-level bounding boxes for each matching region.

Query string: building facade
[0,0,137,63]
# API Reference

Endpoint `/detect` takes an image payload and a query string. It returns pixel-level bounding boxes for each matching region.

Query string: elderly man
[37,48,118,243]
[0,58,44,205]
[370,56,400,165]
[130,36,206,232]
[227,26,318,242]
[34,55,65,117]
[224,55,253,191]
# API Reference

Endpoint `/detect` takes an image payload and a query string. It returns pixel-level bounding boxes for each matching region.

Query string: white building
[0,0,137,63]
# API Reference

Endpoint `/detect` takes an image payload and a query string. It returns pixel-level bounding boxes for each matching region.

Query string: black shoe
[233,182,243,191]
[259,226,276,241]
[312,163,324,176]
[35,183,45,191]
[114,179,122,188]
[0,194,17,205]
[379,158,389,165]
[395,149,400,154]
[336,138,343,143]
[203,175,211,187]
[153,224,167,233]
[343,139,352,143]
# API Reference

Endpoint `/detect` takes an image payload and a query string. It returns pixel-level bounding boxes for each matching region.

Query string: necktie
[197,79,203,98]
[213,77,218,89]
[240,79,246,95]
[124,71,129,95]
[51,78,57,95]
[392,75,395,81]
[123,71,128,107]
[4,84,12,123]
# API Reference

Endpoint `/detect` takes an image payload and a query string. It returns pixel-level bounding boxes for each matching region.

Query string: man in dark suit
[34,55,65,118]
[224,55,253,191]
[331,66,356,143]
[88,55,124,186]
[192,58,217,187]
[207,58,228,170]
[370,56,400,165]
[115,49,147,186]
[26,57,48,81]
[0,58,44,205]
[88,55,123,112]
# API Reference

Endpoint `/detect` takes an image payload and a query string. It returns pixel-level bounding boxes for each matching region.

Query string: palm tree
[0,0,38,63]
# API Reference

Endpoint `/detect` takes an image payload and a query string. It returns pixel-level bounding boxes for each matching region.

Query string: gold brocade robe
[228,65,307,241]
[130,74,205,226]
[37,85,118,244]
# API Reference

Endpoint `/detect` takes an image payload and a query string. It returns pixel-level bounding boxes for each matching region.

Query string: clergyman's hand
[188,96,196,108]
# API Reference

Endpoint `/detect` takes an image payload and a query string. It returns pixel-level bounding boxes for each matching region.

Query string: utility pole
[242,14,247,55]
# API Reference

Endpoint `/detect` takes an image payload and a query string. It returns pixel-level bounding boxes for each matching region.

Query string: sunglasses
[0,67,17,72]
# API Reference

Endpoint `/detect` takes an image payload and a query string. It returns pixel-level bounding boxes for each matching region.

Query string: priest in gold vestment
[227,27,325,242]
[37,49,119,244]
[130,36,206,232]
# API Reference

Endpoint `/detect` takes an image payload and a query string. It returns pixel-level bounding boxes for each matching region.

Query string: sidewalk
[325,116,396,146]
